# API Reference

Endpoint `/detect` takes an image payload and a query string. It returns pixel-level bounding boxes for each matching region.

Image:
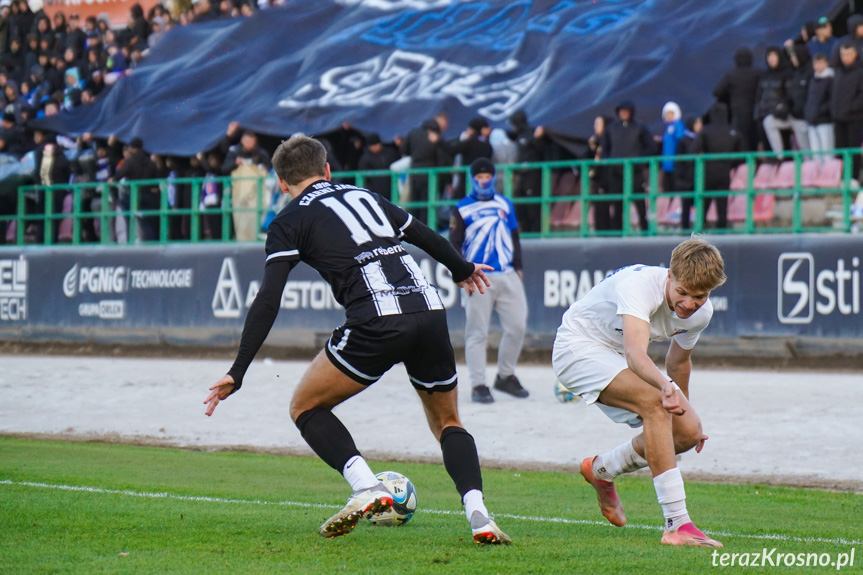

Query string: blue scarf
[469,174,496,201]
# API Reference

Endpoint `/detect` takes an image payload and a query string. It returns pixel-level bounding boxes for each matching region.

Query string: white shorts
[552,333,655,428]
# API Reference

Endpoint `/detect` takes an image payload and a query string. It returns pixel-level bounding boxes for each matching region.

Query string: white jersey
[557,265,713,353]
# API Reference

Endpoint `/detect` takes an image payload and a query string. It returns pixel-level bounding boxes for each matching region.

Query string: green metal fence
[1,148,861,246]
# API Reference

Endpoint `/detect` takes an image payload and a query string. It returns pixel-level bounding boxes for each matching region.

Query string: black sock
[440,426,483,498]
[295,407,361,473]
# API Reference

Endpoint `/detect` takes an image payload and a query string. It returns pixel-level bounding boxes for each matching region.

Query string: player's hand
[695,434,709,453]
[458,263,493,295]
[204,375,236,417]
[660,382,685,416]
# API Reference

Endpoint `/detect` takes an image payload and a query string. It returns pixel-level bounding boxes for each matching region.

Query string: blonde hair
[669,236,726,292]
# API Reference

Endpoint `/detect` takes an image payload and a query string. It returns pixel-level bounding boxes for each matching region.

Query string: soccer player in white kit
[553,237,725,547]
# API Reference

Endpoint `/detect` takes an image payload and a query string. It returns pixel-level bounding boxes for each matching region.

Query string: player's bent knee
[673,417,703,453]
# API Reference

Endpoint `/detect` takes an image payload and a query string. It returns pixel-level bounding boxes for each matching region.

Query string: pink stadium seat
[5,220,15,242]
[705,198,718,222]
[814,158,843,188]
[753,163,778,190]
[656,195,681,226]
[752,194,775,222]
[727,194,748,221]
[801,160,820,188]
[769,161,796,189]
[727,193,774,222]
[729,164,749,191]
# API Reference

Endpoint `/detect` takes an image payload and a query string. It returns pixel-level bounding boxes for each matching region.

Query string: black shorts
[324,310,458,393]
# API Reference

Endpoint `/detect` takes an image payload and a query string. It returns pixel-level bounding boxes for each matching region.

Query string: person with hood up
[831,42,863,179]
[449,158,528,405]
[804,53,835,164]
[598,101,655,231]
[400,113,453,224]
[754,46,792,152]
[692,103,742,229]
[62,65,82,110]
[763,44,811,156]
[658,102,688,197]
[713,48,761,150]
[506,109,546,232]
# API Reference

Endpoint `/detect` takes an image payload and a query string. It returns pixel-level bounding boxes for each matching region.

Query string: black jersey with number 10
[265,180,444,324]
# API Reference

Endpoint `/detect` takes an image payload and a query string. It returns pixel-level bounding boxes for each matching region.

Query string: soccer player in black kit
[203,134,511,546]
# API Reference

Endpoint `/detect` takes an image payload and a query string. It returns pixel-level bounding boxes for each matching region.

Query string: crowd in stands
[1,5,862,244]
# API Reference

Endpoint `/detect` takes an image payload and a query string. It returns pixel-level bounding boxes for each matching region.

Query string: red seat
[814,158,843,188]
[801,160,820,188]
[753,194,775,222]
[753,163,778,190]
[769,161,796,189]
[730,164,749,191]
[727,194,748,221]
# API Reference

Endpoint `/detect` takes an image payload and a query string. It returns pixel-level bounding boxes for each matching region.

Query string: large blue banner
[34,0,837,155]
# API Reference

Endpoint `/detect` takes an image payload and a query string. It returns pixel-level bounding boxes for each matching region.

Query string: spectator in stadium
[763,44,811,156]
[10,0,34,46]
[4,37,26,81]
[0,0,11,53]
[110,137,161,241]
[674,116,701,230]
[400,113,452,224]
[713,48,760,150]
[507,109,546,233]
[0,111,23,156]
[804,52,835,165]
[692,102,742,229]
[450,158,528,405]
[598,101,655,231]
[65,13,85,57]
[447,117,493,200]
[221,125,270,241]
[356,132,396,198]
[831,42,863,179]
[809,17,837,60]
[61,66,82,110]
[553,236,726,548]
[831,14,863,66]
[27,131,71,243]
[204,133,511,547]
[200,151,224,240]
[658,101,687,199]
[754,46,791,153]
[126,3,149,50]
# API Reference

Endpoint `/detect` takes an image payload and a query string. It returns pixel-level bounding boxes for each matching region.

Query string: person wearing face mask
[553,236,726,548]
[449,158,528,404]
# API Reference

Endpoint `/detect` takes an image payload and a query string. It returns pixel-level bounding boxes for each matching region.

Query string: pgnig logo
[778,252,861,324]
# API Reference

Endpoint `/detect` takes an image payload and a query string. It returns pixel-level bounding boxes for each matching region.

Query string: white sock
[653,468,690,531]
[462,489,489,522]
[593,440,649,481]
[342,456,379,492]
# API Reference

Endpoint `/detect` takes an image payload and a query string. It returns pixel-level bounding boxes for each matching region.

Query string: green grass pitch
[1,438,860,574]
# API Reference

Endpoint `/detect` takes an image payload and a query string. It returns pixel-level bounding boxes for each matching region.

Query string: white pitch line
[2,480,860,547]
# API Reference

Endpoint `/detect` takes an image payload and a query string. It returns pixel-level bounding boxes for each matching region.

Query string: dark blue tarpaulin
[36,0,840,155]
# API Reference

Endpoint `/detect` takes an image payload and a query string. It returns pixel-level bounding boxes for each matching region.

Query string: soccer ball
[554,380,580,403]
[368,471,417,527]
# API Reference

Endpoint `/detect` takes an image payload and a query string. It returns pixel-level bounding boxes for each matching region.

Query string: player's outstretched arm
[399,215,478,284]
[204,259,293,415]
[204,374,236,416]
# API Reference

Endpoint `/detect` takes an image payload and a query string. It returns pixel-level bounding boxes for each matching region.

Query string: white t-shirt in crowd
[557,265,713,353]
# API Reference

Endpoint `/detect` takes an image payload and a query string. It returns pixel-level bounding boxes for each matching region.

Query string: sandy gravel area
[1,355,859,492]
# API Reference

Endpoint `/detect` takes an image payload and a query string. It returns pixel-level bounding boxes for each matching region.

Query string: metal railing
[1,148,860,246]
